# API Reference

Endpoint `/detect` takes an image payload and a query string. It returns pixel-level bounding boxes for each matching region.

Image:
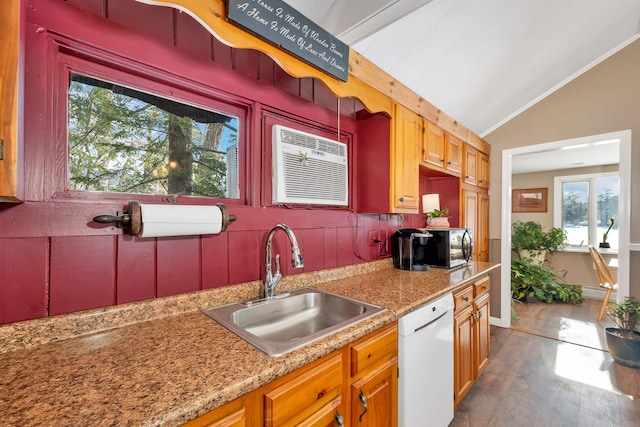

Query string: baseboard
[582,286,616,302]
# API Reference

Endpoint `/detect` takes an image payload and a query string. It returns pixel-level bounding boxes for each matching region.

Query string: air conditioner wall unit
[272,124,348,206]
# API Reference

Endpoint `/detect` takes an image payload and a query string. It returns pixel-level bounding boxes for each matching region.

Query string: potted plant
[599,217,615,249]
[511,221,567,264]
[427,207,449,227]
[605,297,640,369]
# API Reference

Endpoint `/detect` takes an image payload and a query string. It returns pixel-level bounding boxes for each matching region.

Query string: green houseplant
[511,221,567,263]
[511,257,583,304]
[605,297,640,369]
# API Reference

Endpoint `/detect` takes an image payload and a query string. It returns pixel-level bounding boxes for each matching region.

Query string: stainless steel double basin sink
[203,288,386,356]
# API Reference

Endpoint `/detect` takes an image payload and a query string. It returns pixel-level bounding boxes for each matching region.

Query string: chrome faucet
[264,223,304,299]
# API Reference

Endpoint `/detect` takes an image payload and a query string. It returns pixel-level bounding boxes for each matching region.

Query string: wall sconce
[93,201,237,237]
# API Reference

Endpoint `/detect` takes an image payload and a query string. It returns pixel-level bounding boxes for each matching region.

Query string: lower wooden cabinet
[182,390,259,427]
[264,352,345,427]
[453,276,490,408]
[185,323,398,427]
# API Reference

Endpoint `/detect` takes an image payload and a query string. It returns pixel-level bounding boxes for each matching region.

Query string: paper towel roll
[138,204,223,237]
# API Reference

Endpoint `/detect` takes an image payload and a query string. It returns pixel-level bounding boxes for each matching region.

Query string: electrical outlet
[368,231,379,246]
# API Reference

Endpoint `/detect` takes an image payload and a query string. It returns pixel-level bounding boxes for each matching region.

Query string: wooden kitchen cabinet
[356,104,420,214]
[453,277,490,408]
[0,0,23,203]
[391,104,421,213]
[264,352,346,426]
[182,390,260,427]
[462,185,489,262]
[349,322,398,427]
[478,151,490,189]
[422,121,461,176]
[463,144,478,186]
[183,323,398,427]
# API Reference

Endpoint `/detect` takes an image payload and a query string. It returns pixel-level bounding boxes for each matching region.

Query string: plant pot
[525,295,539,304]
[427,217,449,227]
[604,327,640,369]
[599,242,610,249]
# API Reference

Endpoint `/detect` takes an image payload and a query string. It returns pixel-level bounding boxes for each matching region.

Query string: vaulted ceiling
[283,0,640,140]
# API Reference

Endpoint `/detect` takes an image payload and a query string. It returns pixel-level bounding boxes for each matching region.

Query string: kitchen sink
[202,288,386,356]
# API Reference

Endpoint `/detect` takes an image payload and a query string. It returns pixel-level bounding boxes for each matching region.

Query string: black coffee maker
[390,228,433,271]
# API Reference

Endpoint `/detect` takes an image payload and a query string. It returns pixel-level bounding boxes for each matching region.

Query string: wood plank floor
[451,299,640,427]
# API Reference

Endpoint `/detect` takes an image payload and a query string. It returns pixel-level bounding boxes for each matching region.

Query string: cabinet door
[463,145,478,186]
[454,305,474,408]
[183,391,258,427]
[461,187,478,261]
[477,190,489,261]
[478,152,490,189]
[474,292,491,378]
[0,0,22,203]
[391,104,420,212]
[264,353,344,427]
[422,121,445,169]
[444,133,462,175]
[350,361,398,427]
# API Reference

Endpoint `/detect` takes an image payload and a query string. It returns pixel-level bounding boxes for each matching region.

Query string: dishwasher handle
[414,310,449,333]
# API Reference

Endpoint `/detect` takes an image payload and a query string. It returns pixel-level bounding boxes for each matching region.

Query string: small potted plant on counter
[599,217,615,249]
[605,297,640,369]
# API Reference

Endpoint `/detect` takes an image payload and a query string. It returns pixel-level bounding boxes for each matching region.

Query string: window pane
[68,74,240,198]
[562,181,589,246]
[597,177,619,249]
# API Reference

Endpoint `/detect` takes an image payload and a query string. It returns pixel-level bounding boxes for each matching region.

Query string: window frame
[48,40,250,206]
[553,171,619,249]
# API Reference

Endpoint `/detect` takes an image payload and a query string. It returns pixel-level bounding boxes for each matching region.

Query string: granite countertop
[0,260,499,426]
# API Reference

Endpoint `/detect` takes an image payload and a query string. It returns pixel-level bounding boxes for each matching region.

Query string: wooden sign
[228,0,350,82]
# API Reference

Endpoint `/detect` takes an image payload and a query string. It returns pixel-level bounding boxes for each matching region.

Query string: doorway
[496,130,631,328]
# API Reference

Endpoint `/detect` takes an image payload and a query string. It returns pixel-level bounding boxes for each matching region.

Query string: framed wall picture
[512,188,548,212]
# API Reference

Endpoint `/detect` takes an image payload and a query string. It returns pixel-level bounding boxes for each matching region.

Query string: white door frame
[497,130,631,327]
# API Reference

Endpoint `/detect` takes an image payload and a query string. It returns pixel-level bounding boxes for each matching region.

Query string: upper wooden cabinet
[422,121,461,176]
[0,0,22,203]
[391,104,421,213]
[463,145,478,186]
[478,152,490,189]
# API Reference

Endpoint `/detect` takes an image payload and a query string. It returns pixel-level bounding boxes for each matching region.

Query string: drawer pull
[463,296,469,302]
[359,390,368,421]
[335,410,345,427]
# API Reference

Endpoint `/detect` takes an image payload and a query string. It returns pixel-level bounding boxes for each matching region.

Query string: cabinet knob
[399,197,404,203]
[448,161,452,165]
[463,296,469,302]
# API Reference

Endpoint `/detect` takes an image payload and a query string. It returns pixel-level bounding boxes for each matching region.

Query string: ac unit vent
[272,125,348,206]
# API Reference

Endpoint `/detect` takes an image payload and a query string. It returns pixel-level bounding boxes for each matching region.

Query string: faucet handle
[275,254,281,275]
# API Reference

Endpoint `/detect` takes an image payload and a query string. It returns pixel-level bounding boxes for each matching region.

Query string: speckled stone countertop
[0,260,499,426]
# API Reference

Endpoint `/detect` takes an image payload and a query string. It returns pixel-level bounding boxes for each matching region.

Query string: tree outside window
[68,74,240,199]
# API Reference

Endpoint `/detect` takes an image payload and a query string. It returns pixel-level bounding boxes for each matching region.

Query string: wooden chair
[588,246,618,322]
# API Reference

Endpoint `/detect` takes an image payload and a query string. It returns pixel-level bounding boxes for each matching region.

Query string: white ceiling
[283,0,640,172]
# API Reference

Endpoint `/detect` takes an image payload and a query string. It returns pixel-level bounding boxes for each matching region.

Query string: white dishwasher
[398,292,455,427]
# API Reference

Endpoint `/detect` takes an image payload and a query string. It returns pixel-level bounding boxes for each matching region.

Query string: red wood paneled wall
[0,0,418,324]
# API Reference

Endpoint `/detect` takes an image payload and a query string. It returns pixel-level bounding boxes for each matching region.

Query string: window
[67,73,241,199]
[554,172,619,249]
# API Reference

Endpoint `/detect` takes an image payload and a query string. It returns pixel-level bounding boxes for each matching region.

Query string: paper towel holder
[93,201,237,236]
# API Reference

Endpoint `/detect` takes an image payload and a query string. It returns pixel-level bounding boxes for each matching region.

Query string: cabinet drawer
[264,353,342,426]
[453,286,474,312]
[350,323,398,377]
[474,277,490,297]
